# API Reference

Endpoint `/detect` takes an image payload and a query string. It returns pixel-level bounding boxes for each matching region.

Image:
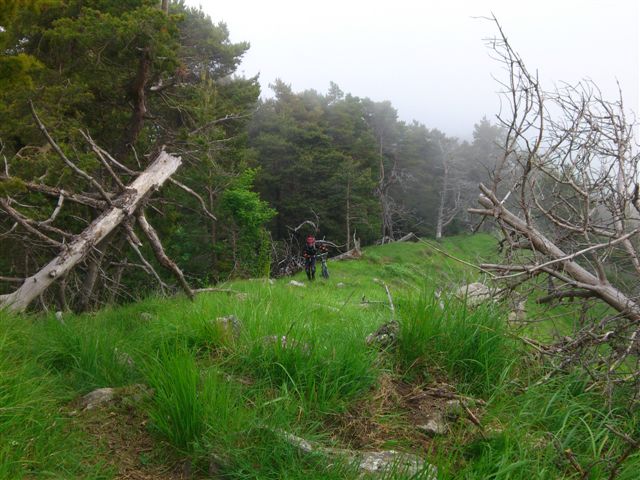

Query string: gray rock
[114,347,135,368]
[366,320,400,348]
[417,414,448,436]
[357,450,434,478]
[212,315,243,341]
[79,384,153,410]
[280,430,437,478]
[289,280,306,287]
[455,282,491,306]
[508,300,527,323]
[122,384,154,405]
[81,388,115,410]
[444,399,465,419]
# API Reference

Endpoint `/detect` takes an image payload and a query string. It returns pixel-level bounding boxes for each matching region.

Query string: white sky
[188,0,639,139]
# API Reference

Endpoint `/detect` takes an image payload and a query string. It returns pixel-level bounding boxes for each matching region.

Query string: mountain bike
[317,251,329,279]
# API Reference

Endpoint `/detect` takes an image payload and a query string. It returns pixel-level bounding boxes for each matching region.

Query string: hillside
[1,235,638,479]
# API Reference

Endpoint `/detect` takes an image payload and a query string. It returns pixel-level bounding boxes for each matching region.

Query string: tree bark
[396,232,419,243]
[332,237,362,261]
[208,186,218,276]
[0,151,181,312]
[55,273,68,312]
[118,48,151,159]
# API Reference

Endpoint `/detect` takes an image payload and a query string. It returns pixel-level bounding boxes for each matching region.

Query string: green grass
[436,373,640,479]
[0,314,111,479]
[145,346,247,455]
[396,291,517,395]
[1,233,639,479]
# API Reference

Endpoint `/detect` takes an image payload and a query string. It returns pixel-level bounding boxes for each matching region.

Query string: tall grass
[144,345,246,455]
[32,317,140,391]
[0,314,108,479]
[237,325,378,416]
[396,291,517,395]
[436,373,640,479]
[142,344,367,478]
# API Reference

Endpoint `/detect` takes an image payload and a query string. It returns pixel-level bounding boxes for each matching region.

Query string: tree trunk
[119,48,151,158]
[108,262,126,305]
[208,186,218,277]
[436,158,449,240]
[471,184,640,322]
[76,247,106,312]
[0,151,181,312]
[346,175,351,251]
[332,237,362,261]
[56,273,68,312]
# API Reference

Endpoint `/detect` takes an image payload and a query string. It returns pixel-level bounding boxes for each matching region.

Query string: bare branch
[38,192,65,226]
[168,178,217,220]
[136,210,194,300]
[0,198,63,247]
[0,151,181,312]
[79,130,126,190]
[29,101,113,204]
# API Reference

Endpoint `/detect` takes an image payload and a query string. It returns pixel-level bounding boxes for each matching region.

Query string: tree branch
[29,101,113,204]
[135,210,194,299]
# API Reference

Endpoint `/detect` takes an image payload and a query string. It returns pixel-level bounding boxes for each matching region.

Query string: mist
[190,0,639,139]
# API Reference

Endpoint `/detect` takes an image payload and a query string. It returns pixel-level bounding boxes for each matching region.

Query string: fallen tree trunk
[331,237,362,261]
[469,184,640,322]
[396,232,419,243]
[0,151,181,312]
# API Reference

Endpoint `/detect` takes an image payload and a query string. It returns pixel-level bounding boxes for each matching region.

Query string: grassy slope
[1,234,638,479]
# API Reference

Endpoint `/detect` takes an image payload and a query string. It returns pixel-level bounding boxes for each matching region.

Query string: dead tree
[0,151,182,312]
[375,154,399,243]
[469,17,640,391]
[0,106,195,312]
[435,140,462,240]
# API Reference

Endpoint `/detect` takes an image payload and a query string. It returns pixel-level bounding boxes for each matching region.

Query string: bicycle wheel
[321,261,329,279]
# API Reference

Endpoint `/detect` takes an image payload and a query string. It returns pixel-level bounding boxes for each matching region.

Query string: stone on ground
[366,320,400,348]
[455,282,491,306]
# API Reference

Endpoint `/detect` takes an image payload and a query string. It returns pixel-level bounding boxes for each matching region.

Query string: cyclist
[303,235,318,280]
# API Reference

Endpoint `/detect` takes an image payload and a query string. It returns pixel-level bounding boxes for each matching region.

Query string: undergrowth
[1,234,639,479]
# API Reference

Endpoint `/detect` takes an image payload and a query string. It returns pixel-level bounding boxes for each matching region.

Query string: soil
[69,396,197,480]
[328,373,485,453]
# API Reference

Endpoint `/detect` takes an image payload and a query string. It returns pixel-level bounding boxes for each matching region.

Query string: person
[303,235,318,280]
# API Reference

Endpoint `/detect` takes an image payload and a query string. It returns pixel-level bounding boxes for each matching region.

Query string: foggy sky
[188,0,639,140]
